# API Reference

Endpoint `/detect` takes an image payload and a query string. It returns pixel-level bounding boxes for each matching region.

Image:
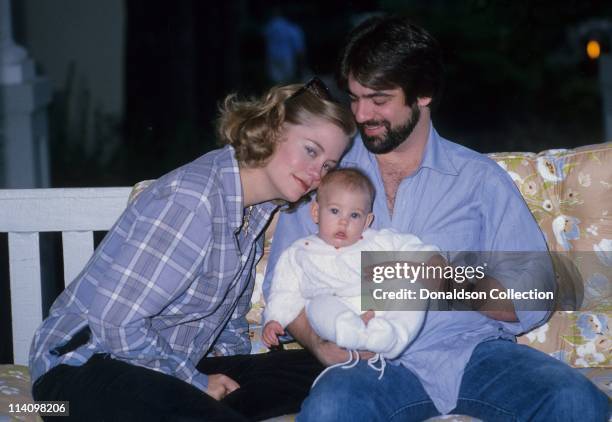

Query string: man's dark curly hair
[337,15,444,109]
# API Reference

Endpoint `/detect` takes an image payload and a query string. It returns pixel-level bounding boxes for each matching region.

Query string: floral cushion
[489,143,612,368]
[0,365,42,422]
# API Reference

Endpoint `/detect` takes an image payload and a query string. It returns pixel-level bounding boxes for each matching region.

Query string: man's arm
[287,309,375,366]
[466,251,555,324]
[448,274,518,322]
[476,165,555,329]
[413,252,521,321]
[287,310,347,366]
[472,277,518,321]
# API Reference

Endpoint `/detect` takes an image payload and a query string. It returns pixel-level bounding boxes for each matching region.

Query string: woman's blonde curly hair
[216,83,356,167]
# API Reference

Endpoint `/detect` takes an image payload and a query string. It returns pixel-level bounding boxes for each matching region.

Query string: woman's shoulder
[180,146,237,192]
[147,146,238,213]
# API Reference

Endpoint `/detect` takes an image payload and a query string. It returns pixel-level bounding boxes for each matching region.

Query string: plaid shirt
[29,146,277,391]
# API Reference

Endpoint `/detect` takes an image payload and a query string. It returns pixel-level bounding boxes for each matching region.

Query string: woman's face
[264,118,350,202]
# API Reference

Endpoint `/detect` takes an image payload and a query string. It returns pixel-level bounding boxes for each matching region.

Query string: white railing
[0,187,131,365]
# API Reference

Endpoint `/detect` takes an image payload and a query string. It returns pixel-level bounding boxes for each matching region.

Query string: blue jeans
[298,339,609,421]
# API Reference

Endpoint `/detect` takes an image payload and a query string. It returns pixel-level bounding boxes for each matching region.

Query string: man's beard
[358,105,421,154]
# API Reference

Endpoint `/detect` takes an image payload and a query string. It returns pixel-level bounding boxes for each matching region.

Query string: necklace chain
[242,206,254,234]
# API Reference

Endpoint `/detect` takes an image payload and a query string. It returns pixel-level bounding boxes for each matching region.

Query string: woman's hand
[205,374,240,400]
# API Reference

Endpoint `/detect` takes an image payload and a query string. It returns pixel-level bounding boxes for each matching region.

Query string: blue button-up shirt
[264,126,553,413]
[30,145,277,391]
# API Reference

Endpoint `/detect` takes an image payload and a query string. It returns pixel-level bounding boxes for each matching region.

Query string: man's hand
[205,374,240,400]
[287,309,375,366]
[360,309,375,325]
[262,320,285,347]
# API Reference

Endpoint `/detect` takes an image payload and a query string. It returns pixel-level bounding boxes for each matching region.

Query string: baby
[263,168,441,366]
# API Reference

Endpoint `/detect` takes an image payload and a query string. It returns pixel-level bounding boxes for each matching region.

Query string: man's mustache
[358,120,389,129]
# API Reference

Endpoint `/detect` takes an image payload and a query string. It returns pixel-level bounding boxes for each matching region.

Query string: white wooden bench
[0,187,132,365]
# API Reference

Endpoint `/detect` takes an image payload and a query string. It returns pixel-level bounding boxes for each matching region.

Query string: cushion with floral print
[489,142,611,368]
[0,365,42,422]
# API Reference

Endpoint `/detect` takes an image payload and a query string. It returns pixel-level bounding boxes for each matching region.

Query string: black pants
[32,350,324,421]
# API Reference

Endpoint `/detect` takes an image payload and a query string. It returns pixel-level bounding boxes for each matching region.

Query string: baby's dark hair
[317,168,375,211]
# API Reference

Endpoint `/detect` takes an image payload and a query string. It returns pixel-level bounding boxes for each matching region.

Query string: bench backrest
[0,187,131,365]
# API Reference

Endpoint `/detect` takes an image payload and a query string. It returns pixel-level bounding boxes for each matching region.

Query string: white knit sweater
[264,228,439,358]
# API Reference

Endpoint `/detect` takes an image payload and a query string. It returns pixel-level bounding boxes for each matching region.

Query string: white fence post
[0,187,131,364]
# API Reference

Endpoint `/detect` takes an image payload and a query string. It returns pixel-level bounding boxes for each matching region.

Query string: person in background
[264,6,306,84]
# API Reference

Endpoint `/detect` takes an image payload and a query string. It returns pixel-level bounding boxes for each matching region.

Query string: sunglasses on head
[289,76,335,102]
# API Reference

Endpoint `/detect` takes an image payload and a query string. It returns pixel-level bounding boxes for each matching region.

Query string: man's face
[347,76,421,154]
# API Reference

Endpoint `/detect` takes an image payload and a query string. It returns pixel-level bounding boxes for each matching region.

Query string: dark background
[47,0,612,187]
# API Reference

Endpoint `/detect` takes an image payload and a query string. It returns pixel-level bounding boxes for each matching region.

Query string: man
[263,15,608,421]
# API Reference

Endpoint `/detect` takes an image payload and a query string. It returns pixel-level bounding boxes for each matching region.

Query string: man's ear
[417,97,432,108]
[310,200,320,224]
[365,212,374,228]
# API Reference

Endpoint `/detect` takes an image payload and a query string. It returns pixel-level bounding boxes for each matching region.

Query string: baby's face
[311,185,374,248]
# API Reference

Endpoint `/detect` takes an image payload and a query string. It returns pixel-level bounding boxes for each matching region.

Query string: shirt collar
[419,124,459,176]
[215,145,244,231]
[344,123,459,177]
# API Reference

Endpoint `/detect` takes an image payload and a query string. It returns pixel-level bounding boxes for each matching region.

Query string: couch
[1,143,610,421]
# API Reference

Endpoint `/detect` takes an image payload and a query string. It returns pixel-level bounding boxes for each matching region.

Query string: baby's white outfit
[264,228,440,368]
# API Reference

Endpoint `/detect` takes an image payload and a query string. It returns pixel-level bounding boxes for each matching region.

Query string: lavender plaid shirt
[29,145,277,391]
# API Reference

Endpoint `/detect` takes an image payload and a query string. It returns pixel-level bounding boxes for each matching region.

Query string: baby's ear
[310,200,320,224]
[365,212,374,228]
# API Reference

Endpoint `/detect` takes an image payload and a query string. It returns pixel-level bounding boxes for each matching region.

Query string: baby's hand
[262,320,285,347]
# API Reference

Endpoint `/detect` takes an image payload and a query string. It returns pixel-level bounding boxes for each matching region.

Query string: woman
[30,78,355,421]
